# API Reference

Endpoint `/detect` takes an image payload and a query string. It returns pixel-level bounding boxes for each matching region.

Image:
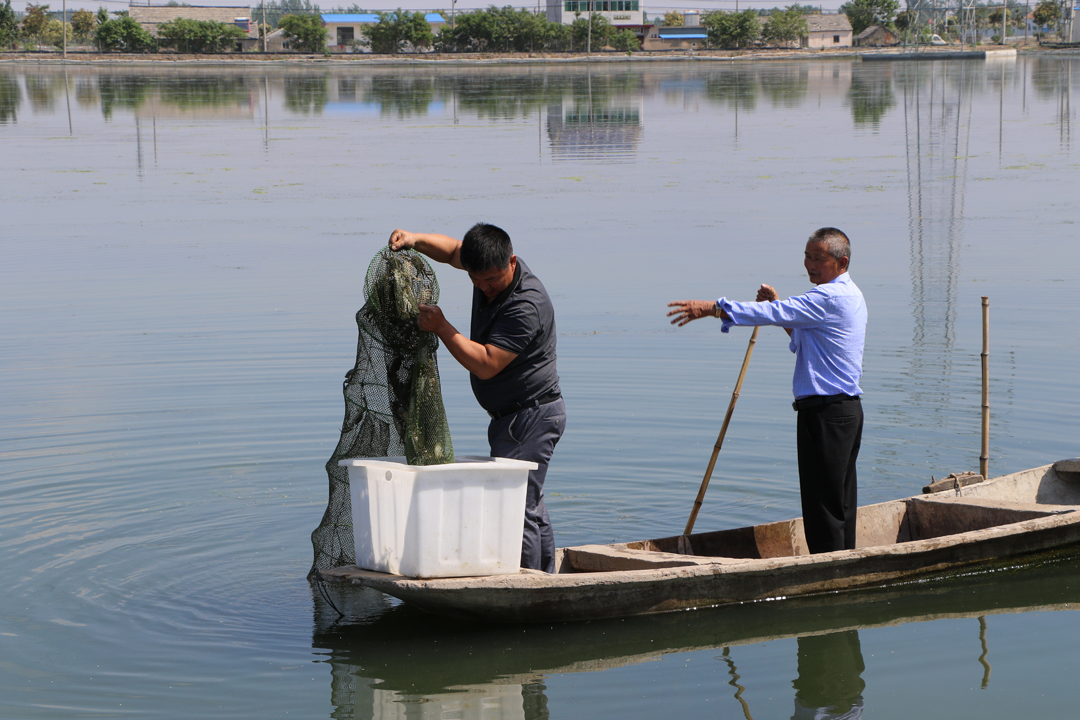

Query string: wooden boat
[315,550,1080,694]
[321,458,1080,623]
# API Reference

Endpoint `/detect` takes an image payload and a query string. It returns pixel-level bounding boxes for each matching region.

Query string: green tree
[96,6,109,25]
[278,13,327,52]
[21,4,51,39]
[1032,0,1060,31]
[0,0,19,47]
[256,0,319,31]
[662,10,684,26]
[362,9,433,54]
[436,7,562,53]
[608,27,639,52]
[157,18,247,52]
[95,16,157,51]
[762,3,819,14]
[71,8,95,41]
[839,0,899,36]
[571,12,612,50]
[41,17,69,46]
[702,10,761,49]
[761,7,808,46]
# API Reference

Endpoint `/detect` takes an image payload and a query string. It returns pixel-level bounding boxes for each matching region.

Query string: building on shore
[320,13,446,50]
[129,5,259,44]
[802,14,853,49]
[127,4,289,50]
[545,0,644,28]
[641,11,707,51]
[854,24,898,47]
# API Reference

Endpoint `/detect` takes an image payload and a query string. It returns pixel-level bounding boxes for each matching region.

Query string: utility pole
[587,0,592,54]
[62,0,66,59]
[261,1,268,52]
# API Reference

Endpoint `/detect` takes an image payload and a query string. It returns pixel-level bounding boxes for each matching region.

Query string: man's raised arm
[389,229,464,270]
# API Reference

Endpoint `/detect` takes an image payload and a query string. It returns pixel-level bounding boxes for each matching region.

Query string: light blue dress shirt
[718,273,867,400]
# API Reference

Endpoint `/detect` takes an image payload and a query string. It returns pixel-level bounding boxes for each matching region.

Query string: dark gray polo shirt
[469,259,560,414]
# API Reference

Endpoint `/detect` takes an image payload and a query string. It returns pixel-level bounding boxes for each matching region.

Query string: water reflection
[902,61,972,380]
[3,60,1076,158]
[847,64,896,129]
[312,551,1080,719]
[760,64,810,108]
[1029,57,1073,146]
[547,97,642,162]
[23,72,62,112]
[3,56,1080,719]
[366,75,435,118]
[0,72,20,123]
[98,75,157,120]
[702,65,758,115]
[792,631,865,719]
[284,75,330,115]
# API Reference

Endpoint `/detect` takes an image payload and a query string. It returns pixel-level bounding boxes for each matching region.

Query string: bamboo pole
[980,296,989,481]
[684,326,760,536]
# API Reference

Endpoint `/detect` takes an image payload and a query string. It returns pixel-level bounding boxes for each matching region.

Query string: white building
[321,13,446,49]
[545,0,644,28]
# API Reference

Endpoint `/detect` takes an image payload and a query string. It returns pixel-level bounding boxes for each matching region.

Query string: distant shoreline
[0,43,1052,66]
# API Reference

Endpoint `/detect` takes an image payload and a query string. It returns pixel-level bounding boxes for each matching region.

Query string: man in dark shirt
[388,223,565,573]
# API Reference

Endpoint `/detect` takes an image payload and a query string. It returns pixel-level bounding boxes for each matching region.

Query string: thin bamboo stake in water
[980,296,990,481]
[685,326,760,537]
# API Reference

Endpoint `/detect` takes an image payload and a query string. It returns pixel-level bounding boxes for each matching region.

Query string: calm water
[2,56,1079,718]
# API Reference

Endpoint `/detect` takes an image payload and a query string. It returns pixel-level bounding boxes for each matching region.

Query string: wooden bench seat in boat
[560,544,751,573]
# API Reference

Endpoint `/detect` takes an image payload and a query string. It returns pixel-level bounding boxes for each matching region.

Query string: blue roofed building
[642,12,709,51]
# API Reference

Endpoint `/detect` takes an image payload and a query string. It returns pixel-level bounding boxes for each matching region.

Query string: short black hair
[808,227,851,261]
[460,223,513,273]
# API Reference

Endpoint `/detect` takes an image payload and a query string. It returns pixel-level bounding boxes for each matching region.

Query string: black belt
[488,391,562,421]
[792,393,859,412]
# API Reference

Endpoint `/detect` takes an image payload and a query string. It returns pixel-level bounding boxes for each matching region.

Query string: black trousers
[796,397,863,554]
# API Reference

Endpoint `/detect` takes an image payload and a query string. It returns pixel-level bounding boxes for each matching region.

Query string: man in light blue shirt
[668,228,867,553]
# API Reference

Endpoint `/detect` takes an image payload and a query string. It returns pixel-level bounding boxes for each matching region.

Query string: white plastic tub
[340,455,537,579]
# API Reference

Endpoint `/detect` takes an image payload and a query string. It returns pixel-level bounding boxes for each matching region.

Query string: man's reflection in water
[523,681,550,720]
[792,630,865,720]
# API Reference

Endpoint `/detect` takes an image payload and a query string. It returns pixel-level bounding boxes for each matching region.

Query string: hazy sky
[14,0,851,16]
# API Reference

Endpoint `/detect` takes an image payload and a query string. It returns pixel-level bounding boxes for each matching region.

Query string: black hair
[460,223,513,273]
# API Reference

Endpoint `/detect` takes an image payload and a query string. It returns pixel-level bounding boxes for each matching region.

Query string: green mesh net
[309,248,454,576]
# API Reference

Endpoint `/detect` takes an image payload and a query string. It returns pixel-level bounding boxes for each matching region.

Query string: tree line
[2,0,1073,55]
[838,0,1072,43]
[0,2,831,55]
[1,3,250,52]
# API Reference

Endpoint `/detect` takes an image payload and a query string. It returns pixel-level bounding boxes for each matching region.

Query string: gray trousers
[487,397,566,573]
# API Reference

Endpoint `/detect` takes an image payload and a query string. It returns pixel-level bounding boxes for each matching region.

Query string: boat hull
[322,460,1080,622]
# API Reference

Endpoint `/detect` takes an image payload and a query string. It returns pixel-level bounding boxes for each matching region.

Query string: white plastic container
[340,455,537,579]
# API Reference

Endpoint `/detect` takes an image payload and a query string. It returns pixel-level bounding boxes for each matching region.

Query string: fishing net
[308,247,454,577]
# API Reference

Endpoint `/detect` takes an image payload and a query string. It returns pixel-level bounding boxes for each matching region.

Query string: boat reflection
[311,550,1080,719]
